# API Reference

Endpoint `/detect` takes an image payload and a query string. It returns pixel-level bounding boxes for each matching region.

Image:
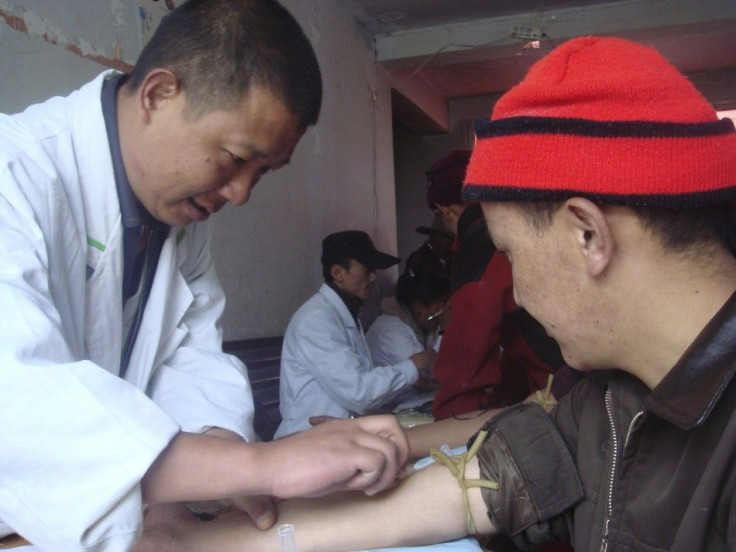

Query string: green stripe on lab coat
[87,236,106,251]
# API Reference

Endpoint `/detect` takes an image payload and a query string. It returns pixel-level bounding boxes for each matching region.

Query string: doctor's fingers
[230,495,277,530]
[351,415,410,467]
[292,417,406,495]
[308,414,338,426]
[307,414,409,466]
[340,429,412,496]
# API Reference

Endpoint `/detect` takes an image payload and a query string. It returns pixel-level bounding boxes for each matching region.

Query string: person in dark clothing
[405,212,455,280]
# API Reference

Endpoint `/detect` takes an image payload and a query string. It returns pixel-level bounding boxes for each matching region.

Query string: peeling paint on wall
[110,0,126,59]
[138,0,179,45]
[111,0,126,32]
[0,0,133,71]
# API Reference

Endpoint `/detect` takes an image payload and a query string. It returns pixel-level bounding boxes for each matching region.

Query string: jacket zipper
[600,389,644,552]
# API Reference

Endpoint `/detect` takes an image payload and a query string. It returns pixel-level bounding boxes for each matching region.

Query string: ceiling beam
[373,0,736,134]
[373,0,736,64]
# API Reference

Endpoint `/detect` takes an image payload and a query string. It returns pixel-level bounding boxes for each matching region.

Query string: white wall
[211,0,399,337]
[0,0,401,340]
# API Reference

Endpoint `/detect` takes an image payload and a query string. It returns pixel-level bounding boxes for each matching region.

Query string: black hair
[396,269,450,308]
[517,199,736,256]
[128,0,322,126]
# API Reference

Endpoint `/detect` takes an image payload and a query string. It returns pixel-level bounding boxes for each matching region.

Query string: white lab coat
[366,313,424,365]
[365,298,425,366]
[0,72,255,551]
[274,284,418,438]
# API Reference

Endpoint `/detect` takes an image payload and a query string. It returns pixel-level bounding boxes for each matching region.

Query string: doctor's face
[131,84,305,227]
[333,260,377,302]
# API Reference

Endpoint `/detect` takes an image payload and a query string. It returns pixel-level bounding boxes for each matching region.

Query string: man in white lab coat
[0,1,410,550]
[275,231,437,438]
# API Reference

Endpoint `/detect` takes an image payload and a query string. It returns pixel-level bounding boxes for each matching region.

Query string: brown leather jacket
[475,292,736,551]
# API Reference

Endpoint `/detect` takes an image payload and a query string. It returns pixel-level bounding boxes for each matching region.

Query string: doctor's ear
[563,197,613,277]
[137,69,182,123]
[330,263,346,283]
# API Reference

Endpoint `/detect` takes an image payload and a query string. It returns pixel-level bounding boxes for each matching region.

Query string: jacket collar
[646,290,736,430]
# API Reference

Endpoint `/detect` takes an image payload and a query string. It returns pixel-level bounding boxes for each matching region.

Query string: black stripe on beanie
[462,183,736,208]
[474,116,735,139]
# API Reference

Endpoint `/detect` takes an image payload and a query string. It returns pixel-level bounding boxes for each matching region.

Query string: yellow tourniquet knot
[531,374,556,412]
[429,429,499,535]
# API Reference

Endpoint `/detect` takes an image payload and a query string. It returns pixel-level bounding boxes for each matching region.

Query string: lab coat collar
[319,283,361,329]
[326,280,363,320]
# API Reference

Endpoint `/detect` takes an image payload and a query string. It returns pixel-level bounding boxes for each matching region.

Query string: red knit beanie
[463,36,736,207]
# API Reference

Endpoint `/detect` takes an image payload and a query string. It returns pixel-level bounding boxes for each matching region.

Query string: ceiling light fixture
[512,25,542,40]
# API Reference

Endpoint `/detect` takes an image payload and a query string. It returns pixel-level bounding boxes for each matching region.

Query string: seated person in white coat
[0,1,412,550]
[366,269,450,371]
[275,231,437,438]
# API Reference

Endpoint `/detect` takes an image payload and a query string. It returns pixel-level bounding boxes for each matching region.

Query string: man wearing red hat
[133,37,736,552]
[450,35,736,552]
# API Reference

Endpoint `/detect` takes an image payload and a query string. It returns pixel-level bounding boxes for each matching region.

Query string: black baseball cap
[321,230,400,271]
[416,213,455,239]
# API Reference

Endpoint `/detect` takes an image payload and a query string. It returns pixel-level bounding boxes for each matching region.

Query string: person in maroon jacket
[426,150,574,421]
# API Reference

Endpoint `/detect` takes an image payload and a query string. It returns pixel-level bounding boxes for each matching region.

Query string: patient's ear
[563,197,613,277]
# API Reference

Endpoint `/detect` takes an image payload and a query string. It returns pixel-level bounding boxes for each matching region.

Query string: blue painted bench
[223,336,283,441]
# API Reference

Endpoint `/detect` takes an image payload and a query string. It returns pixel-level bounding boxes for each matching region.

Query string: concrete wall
[210,0,400,336]
[0,0,401,340]
[0,0,137,113]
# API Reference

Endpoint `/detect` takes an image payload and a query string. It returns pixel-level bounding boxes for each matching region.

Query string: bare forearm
[279,462,495,551]
[143,416,410,505]
[142,432,269,504]
[406,409,500,460]
[164,460,496,552]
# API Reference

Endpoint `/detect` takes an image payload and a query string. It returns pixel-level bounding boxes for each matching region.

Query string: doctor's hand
[410,348,437,375]
[266,415,409,499]
[230,495,277,529]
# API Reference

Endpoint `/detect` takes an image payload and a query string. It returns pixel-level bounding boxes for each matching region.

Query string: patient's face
[481,201,591,370]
